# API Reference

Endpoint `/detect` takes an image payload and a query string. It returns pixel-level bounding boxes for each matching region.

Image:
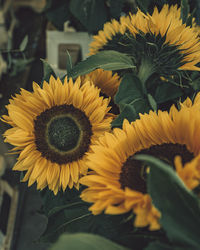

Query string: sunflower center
[34,105,92,164]
[47,116,80,152]
[119,143,194,193]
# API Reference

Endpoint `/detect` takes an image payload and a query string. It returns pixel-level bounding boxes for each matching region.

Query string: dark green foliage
[41,194,133,244]
[69,0,108,34]
[45,0,72,30]
[44,0,126,33]
[112,73,150,128]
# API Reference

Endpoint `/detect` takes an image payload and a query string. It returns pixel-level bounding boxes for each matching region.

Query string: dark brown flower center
[119,143,194,193]
[34,104,92,164]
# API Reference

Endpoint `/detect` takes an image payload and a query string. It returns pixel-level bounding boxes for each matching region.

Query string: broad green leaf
[154,83,183,104]
[69,0,107,34]
[68,51,135,79]
[42,196,132,244]
[181,0,190,24]
[135,154,200,249]
[111,104,137,128]
[119,230,169,250]
[40,187,82,216]
[40,59,57,83]
[45,0,71,30]
[112,73,150,128]
[49,233,129,250]
[114,74,144,105]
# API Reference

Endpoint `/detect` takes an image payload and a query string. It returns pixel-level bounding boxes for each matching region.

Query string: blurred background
[0,0,199,249]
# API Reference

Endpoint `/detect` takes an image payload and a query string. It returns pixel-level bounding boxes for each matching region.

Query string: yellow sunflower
[81,69,121,98]
[80,103,200,230]
[182,92,200,108]
[2,76,113,195]
[175,155,200,190]
[89,15,131,55]
[90,4,200,72]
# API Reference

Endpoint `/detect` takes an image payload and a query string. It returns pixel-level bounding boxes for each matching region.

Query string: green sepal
[147,94,157,111]
[66,50,73,73]
[135,154,200,250]
[40,58,57,84]
[181,0,190,24]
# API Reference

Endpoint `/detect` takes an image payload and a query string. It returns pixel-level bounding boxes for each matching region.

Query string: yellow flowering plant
[2,1,200,249]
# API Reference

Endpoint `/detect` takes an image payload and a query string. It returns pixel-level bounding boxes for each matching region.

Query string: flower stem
[138,57,155,94]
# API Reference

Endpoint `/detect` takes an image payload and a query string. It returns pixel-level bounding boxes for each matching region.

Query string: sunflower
[175,155,200,190]
[182,92,200,108]
[81,69,121,98]
[80,103,200,230]
[2,76,113,194]
[90,5,200,73]
[89,15,131,55]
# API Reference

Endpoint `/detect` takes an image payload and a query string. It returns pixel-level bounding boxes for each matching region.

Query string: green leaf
[42,196,132,244]
[181,0,190,24]
[147,94,157,111]
[154,83,183,104]
[49,233,129,250]
[112,73,150,128]
[40,59,57,83]
[45,0,71,30]
[19,35,28,51]
[145,241,173,250]
[68,51,135,79]
[134,154,200,250]
[40,187,82,216]
[119,231,169,250]
[69,0,108,34]
[111,104,137,128]
[115,74,144,105]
